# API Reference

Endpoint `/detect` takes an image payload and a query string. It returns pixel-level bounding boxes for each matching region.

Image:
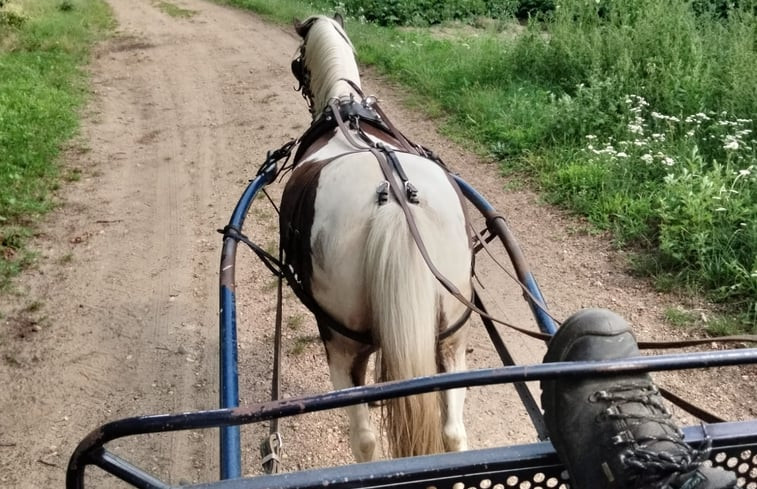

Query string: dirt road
[0,0,754,487]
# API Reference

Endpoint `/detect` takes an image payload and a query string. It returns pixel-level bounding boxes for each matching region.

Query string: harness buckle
[405,181,420,204]
[376,180,389,205]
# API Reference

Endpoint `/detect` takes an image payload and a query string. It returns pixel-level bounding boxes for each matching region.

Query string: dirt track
[0,0,754,487]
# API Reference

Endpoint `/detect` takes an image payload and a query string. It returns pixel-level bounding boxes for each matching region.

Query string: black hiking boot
[540,308,737,489]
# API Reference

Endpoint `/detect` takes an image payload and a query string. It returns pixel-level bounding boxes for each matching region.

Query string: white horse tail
[364,203,444,458]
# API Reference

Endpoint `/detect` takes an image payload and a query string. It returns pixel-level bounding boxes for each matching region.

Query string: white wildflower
[723,136,740,151]
[641,154,654,164]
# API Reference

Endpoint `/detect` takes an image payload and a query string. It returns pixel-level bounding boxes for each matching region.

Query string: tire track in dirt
[0,0,753,487]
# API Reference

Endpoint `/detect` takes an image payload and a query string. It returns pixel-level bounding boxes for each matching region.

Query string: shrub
[336,0,519,26]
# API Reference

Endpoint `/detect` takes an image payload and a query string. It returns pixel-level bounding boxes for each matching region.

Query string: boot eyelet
[589,391,608,402]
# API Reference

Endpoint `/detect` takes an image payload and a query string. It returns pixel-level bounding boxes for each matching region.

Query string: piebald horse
[279,14,474,461]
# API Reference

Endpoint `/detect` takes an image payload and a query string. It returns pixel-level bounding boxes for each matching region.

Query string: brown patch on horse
[360,123,406,149]
[280,159,330,294]
[292,127,337,164]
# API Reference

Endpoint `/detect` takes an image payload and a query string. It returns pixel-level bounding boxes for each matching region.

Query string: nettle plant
[582,95,757,304]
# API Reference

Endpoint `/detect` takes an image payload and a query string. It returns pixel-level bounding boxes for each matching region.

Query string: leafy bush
[514,0,554,20]
[691,0,757,19]
[335,0,520,25]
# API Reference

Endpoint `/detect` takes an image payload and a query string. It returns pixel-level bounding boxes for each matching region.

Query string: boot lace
[590,383,712,488]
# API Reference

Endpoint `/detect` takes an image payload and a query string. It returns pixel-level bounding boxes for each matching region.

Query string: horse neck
[306,28,362,117]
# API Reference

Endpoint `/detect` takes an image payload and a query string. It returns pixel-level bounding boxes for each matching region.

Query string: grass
[289,334,320,355]
[663,307,697,328]
[287,313,304,330]
[154,1,196,18]
[212,0,756,334]
[0,0,112,289]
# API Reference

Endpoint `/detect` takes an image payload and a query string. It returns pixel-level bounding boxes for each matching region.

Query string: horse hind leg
[439,331,469,452]
[323,338,378,462]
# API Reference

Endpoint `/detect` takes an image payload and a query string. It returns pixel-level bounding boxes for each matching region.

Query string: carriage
[67,15,757,489]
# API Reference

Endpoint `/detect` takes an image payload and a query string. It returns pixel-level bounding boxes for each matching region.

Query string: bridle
[290,46,313,113]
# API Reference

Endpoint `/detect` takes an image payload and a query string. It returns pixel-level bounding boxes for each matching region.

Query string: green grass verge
[0,0,112,289]
[214,0,756,334]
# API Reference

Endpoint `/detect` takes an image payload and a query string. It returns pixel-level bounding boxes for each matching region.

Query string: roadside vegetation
[218,0,756,334]
[0,0,111,289]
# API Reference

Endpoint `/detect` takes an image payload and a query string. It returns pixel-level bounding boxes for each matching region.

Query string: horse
[279,14,474,462]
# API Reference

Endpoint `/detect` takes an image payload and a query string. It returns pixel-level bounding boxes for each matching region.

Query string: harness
[279,89,475,345]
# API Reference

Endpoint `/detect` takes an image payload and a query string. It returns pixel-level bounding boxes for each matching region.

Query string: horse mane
[295,15,360,117]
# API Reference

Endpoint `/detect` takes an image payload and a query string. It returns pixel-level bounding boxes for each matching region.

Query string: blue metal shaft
[218,285,241,479]
[453,175,557,335]
[218,174,269,479]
